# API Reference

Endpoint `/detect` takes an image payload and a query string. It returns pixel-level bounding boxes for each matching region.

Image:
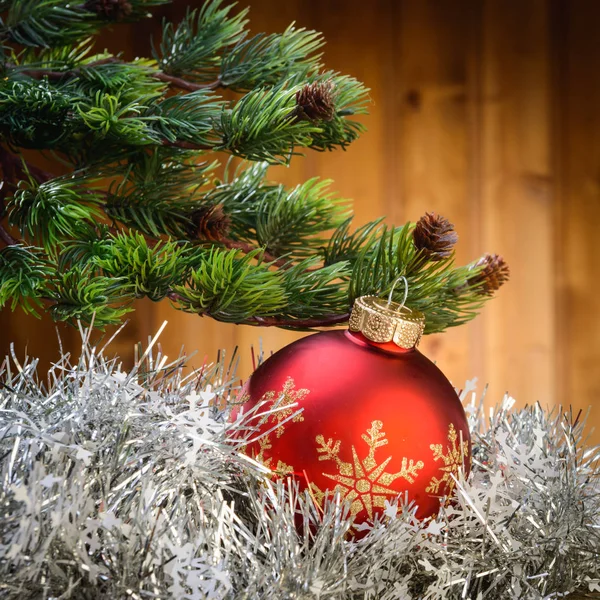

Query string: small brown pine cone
[295,81,336,122]
[84,0,133,20]
[468,253,510,295]
[413,212,458,260]
[191,204,231,242]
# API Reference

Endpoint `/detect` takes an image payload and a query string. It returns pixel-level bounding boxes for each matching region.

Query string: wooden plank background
[1,0,599,444]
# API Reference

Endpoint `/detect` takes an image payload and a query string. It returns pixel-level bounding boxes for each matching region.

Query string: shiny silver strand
[0,333,599,599]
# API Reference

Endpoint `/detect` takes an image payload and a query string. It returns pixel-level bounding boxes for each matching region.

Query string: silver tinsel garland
[1,327,599,599]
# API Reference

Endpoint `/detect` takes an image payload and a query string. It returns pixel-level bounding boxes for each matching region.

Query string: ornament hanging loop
[349,275,425,349]
[387,276,408,311]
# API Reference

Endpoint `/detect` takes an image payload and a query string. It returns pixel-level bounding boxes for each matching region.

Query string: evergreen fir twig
[249,313,350,328]
[11,56,222,92]
[0,0,508,332]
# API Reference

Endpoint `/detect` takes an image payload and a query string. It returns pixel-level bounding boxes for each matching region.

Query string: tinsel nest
[1,326,599,600]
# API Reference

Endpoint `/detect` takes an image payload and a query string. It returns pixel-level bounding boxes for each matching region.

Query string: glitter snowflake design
[254,435,294,476]
[244,377,309,475]
[426,423,469,495]
[310,420,424,519]
[257,377,309,438]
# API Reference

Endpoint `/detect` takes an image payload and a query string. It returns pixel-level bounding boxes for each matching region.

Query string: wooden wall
[2,0,600,443]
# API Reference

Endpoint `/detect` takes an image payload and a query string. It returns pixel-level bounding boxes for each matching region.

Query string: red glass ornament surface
[238,329,470,523]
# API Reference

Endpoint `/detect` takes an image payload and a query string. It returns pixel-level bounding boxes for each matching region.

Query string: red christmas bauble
[238,320,470,525]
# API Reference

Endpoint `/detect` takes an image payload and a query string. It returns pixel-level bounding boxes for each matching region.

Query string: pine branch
[167,292,351,328]
[216,83,322,162]
[0,0,509,333]
[94,231,194,302]
[1,62,367,163]
[249,313,350,328]
[0,151,323,269]
[160,139,213,150]
[10,57,223,93]
[9,176,104,250]
[205,162,350,263]
[0,146,48,247]
[48,266,134,326]
[218,25,324,92]
[220,239,290,269]
[0,245,52,315]
[1,0,170,48]
[6,56,121,81]
[152,72,222,92]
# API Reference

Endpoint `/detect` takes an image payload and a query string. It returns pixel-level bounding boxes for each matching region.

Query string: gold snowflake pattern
[254,435,294,476]
[243,377,309,476]
[426,423,469,495]
[310,420,424,519]
[256,377,309,438]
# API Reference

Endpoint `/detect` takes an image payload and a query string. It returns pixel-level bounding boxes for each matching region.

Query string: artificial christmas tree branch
[220,240,291,269]
[249,313,350,328]
[11,57,223,93]
[7,56,122,82]
[160,139,213,150]
[0,0,508,332]
[153,72,222,91]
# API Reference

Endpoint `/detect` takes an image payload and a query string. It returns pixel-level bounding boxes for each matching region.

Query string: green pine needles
[0,0,508,331]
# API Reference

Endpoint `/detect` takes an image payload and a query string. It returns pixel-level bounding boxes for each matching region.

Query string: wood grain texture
[477,0,556,408]
[1,0,598,442]
[554,0,600,442]
[390,0,474,388]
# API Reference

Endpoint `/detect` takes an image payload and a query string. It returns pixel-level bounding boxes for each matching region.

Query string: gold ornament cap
[348,278,425,349]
